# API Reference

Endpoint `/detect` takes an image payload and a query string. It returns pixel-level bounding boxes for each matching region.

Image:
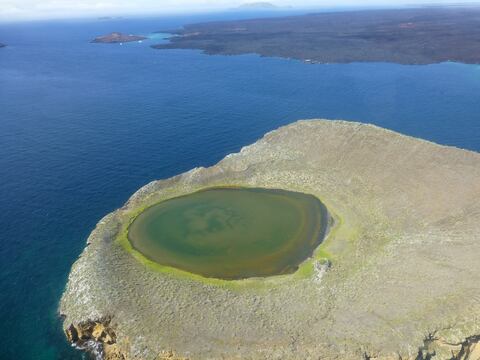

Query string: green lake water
[128,187,327,279]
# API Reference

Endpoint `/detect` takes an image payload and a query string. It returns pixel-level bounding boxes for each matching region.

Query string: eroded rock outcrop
[60,120,480,359]
[65,318,123,359]
[419,334,480,360]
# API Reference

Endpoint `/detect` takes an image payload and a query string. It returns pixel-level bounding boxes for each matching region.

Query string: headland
[153,7,480,65]
[60,119,480,359]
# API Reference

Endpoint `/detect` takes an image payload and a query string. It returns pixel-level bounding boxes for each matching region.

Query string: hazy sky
[1,0,479,22]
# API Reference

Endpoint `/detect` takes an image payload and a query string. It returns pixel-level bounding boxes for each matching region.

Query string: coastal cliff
[60,120,480,359]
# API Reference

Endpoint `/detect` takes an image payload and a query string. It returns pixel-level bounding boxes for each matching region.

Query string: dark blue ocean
[0,12,479,360]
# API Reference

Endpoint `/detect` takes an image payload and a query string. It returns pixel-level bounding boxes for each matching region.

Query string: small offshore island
[60,120,480,360]
[153,7,480,64]
[91,32,147,43]
[0,43,6,48]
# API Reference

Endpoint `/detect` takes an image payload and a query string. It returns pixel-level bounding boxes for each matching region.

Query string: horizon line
[1,2,480,24]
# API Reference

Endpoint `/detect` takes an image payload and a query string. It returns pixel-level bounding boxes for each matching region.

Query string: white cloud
[1,0,479,22]
[0,0,233,20]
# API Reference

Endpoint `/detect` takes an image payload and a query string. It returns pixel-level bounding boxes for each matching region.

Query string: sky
[1,0,480,22]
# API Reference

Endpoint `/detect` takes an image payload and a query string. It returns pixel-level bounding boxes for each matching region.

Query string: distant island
[0,43,6,48]
[153,7,480,64]
[91,32,146,43]
[97,16,124,20]
[237,2,278,10]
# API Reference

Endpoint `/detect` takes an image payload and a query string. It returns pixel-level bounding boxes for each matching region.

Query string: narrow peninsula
[91,32,147,43]
[60,119,480,360]
[153,7,480,64]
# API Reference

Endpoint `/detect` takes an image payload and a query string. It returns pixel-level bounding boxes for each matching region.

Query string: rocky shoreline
[60,120,480,359]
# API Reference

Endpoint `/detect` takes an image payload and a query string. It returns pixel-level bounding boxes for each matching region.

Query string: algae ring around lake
[127,187,328,279]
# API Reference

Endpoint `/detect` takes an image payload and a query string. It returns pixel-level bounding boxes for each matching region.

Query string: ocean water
[0,12,479,360]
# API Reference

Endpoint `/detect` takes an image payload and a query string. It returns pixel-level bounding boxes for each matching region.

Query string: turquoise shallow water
[0,12,479,360]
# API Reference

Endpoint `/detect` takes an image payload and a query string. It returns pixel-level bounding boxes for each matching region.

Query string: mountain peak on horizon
[238,2,278,10]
